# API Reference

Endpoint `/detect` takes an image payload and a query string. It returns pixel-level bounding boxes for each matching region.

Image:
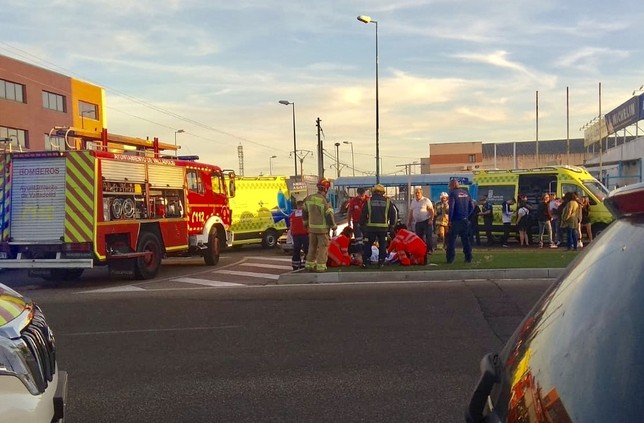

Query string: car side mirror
[465,353,502,423]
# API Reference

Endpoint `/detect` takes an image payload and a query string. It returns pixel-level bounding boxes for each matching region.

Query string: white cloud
[555,47,630,73]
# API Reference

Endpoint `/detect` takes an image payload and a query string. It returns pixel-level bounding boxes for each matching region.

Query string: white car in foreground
[0,283,67,422]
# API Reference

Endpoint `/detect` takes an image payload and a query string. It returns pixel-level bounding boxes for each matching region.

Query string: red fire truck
[0,127,235,280]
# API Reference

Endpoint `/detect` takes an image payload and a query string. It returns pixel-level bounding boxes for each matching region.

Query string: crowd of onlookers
[492,191,593,250]
[287,178,592,273]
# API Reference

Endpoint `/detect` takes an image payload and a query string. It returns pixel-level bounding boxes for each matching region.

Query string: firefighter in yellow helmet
[360,184,397,267]
[302,178,337,272]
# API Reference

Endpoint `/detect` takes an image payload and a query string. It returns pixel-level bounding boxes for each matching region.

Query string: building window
[79,100,98,120]
[42,91,66,112]
[0,127,28,151]
[468,154,476,163]
[44,133,66,151]
[0,79,25,103]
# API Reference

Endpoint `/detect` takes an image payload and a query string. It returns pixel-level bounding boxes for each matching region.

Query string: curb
[277,268,565,285]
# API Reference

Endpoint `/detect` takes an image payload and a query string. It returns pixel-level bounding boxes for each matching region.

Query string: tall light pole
[269,155,277,175]
[278,100,298,179]
[357,15,380,184]
[334,142,341,178]
[174,129,184,157]
[343,141,355,176]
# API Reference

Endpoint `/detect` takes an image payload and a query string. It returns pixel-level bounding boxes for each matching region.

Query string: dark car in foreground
[466,182,644,422]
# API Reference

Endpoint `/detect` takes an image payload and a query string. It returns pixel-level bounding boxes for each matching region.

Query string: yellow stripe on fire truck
[64,151,95,243]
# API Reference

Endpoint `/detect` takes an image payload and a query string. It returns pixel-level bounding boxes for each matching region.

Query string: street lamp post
[334,142,341,178]
[278,100,298,179]
[342,141,355,176]
[269,155,277,175]
[174,129,185,157]
[357,15,380,184]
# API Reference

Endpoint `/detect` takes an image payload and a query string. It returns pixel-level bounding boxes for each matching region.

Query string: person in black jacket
[536,193,557,248]
[469,199,482,246]
[360,184,397,267]
[479,197,494,245]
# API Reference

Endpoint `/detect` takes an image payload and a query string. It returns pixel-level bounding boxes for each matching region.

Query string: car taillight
[604,182,644,218]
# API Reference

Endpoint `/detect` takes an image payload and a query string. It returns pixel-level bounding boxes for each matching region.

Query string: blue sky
[2,0,643,177]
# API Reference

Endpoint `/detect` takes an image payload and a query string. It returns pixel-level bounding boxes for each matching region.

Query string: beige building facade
[421,139,589,173]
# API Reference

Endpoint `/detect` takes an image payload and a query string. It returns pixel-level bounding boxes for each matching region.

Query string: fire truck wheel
[134,232,163,280]
[261,229,279,249]
[204,228,221,266]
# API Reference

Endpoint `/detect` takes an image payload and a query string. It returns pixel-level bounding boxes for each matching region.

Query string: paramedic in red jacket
[346,187,368,244]
[387,223,428,266]
[327,227,354,267]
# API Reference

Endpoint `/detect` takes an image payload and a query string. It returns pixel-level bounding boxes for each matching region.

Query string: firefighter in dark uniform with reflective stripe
[360,184,397,267]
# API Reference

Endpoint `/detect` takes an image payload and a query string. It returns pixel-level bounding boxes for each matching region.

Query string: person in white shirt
[407,187,434,253]
[500,197,516,247]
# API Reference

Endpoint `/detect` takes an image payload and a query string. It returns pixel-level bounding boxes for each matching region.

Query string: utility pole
[535,90,539,167]
[334,142,341,178]
[316,118,324,178]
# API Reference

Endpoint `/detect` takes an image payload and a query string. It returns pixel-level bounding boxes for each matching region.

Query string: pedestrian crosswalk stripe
[241,263,292,270]
[172,278,246,287]
[215,270,280,280]
[79,285,145,294]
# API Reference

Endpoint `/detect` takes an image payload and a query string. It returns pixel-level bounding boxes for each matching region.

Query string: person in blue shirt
[446,179,474,264]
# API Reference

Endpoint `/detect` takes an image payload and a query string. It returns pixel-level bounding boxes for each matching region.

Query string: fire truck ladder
[49,127,179,156]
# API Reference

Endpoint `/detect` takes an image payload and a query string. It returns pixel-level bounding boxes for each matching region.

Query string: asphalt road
[22,275,552,423]
[0,244,290,291]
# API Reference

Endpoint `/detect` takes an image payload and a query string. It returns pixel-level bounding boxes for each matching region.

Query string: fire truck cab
[0,127,235,281]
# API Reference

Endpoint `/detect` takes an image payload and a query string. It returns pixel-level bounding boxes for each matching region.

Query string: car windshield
[583,179,609,201]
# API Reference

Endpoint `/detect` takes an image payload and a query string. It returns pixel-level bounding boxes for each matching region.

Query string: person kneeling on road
[327,227,355,267]
[387,223,428,266]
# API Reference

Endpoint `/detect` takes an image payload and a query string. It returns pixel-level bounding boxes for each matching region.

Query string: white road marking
[172,277,246,287]
[79,285,146,294]
[215,270,280,280]
[240,263,292,270]
[247,257,291,262]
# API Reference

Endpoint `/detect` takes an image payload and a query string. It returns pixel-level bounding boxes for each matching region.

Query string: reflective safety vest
[289,209,308,236]
[365,195,391,229]
[436,202,450,226]
[304,193,335,234]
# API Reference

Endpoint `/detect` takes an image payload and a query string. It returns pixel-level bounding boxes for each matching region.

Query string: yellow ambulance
[228,176,306,248]
[472,166,613,237]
